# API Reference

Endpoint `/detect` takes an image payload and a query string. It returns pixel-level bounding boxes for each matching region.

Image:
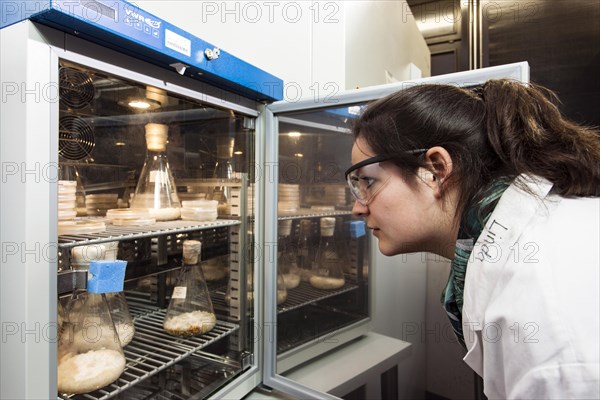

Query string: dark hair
[352,79,600,226]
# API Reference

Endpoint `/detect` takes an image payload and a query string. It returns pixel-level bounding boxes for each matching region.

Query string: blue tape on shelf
[348,221,366,238]
[87,260,128,294]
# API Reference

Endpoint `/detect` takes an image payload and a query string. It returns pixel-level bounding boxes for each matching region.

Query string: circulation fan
[59,66,95,109]
[59,115,95,161]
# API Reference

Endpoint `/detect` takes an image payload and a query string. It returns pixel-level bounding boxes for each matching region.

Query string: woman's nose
[351,200,369,217]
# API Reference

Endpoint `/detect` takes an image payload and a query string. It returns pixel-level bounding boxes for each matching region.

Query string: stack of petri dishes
[278,184,300,214]
[323,185,348,208]
[58,180,78,221]
[179,192,208,202]
[86,193,119,216]
[180,200,219,222]
[58,219,106,236]
[105,208,156,226]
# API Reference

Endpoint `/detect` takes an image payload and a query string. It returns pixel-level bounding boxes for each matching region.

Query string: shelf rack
[277,281,358,314]
[110,352,240,399]
[277,209,352,221]
[58,219,241,248]
[56,219,241,294]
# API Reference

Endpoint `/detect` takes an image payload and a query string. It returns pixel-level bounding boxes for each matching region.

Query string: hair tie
[471,86,484,100]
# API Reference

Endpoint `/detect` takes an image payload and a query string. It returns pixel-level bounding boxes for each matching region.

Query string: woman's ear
[422,146,453,197]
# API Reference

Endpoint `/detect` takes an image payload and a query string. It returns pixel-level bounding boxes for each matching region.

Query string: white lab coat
[462,175,600,399]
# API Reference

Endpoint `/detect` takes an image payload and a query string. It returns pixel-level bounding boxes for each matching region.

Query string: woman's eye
[359,176,375,187]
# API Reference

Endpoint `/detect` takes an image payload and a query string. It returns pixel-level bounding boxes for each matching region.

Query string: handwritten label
[474,219,508,262]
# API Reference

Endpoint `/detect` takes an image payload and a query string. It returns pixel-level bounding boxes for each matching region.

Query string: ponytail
[481,79,600,197]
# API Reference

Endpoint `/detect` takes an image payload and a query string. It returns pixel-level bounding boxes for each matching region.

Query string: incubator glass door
[56,57,258,399]
[272,103,372,375]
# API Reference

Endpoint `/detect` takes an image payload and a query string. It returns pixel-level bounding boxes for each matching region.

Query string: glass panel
[275,105,370,373]
[57,59,256,399]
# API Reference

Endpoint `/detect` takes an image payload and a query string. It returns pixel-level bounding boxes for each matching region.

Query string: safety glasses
[345,150,427,206]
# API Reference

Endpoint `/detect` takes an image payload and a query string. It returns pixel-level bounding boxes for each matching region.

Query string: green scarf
[442,179,510,350]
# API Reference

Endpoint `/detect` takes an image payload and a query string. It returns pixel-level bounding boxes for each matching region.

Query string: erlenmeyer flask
[297,219,315,282]
[105,292,135,347]
[277,271,288,305]
[163,240,216,336]
[57,292,126,394]
[211,136,234,215]
[130,123,181,221]
[310,217,346,290]
[57,300,65,332]
[278,220,300,289]
[57,299,69,346]
[335,218,352,274]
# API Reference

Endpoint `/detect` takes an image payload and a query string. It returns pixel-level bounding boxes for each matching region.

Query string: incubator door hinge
[241,352,254,370]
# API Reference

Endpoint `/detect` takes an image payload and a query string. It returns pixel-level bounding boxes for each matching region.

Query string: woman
[346,79,600,399]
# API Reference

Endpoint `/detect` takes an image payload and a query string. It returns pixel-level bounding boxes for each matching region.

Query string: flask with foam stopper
[130,123,181,221]
[278,219,300,289]
[163,240,216,337]
[310,217,346,290]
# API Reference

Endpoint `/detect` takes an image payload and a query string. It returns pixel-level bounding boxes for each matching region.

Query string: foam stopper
[87,260,128,293]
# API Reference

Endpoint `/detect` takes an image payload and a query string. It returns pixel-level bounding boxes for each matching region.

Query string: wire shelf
[127,301,161,320]
[58,308,239,400]
[276,304,364,354]
[58,219,241,249]
[277,209,352,221]
[277,281,358,314]
[105,352,240,400]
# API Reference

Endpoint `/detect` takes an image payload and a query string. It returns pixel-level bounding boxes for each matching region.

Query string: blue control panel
[0,0,283,101]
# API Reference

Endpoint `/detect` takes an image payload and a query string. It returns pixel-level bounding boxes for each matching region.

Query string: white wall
[136,0,345,101]
[136,0,429,100]
[344,1,430,89]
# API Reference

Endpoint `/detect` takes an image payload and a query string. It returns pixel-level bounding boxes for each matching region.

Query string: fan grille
[59,116,95,161]
[59,67,95,109]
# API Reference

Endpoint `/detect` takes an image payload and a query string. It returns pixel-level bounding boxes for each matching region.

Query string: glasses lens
[345,149,427,206]
[347,173,366,203]
[346,162,390,205]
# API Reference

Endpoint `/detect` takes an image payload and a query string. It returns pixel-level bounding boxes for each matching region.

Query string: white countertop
[244,332,412,399]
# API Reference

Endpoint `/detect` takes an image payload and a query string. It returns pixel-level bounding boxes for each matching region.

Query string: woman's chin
[376,240,397,257]
[376,236,413,257]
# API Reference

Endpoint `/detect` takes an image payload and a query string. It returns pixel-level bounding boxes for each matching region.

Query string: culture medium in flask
[278,219,300,289]
[57,292,126,394]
